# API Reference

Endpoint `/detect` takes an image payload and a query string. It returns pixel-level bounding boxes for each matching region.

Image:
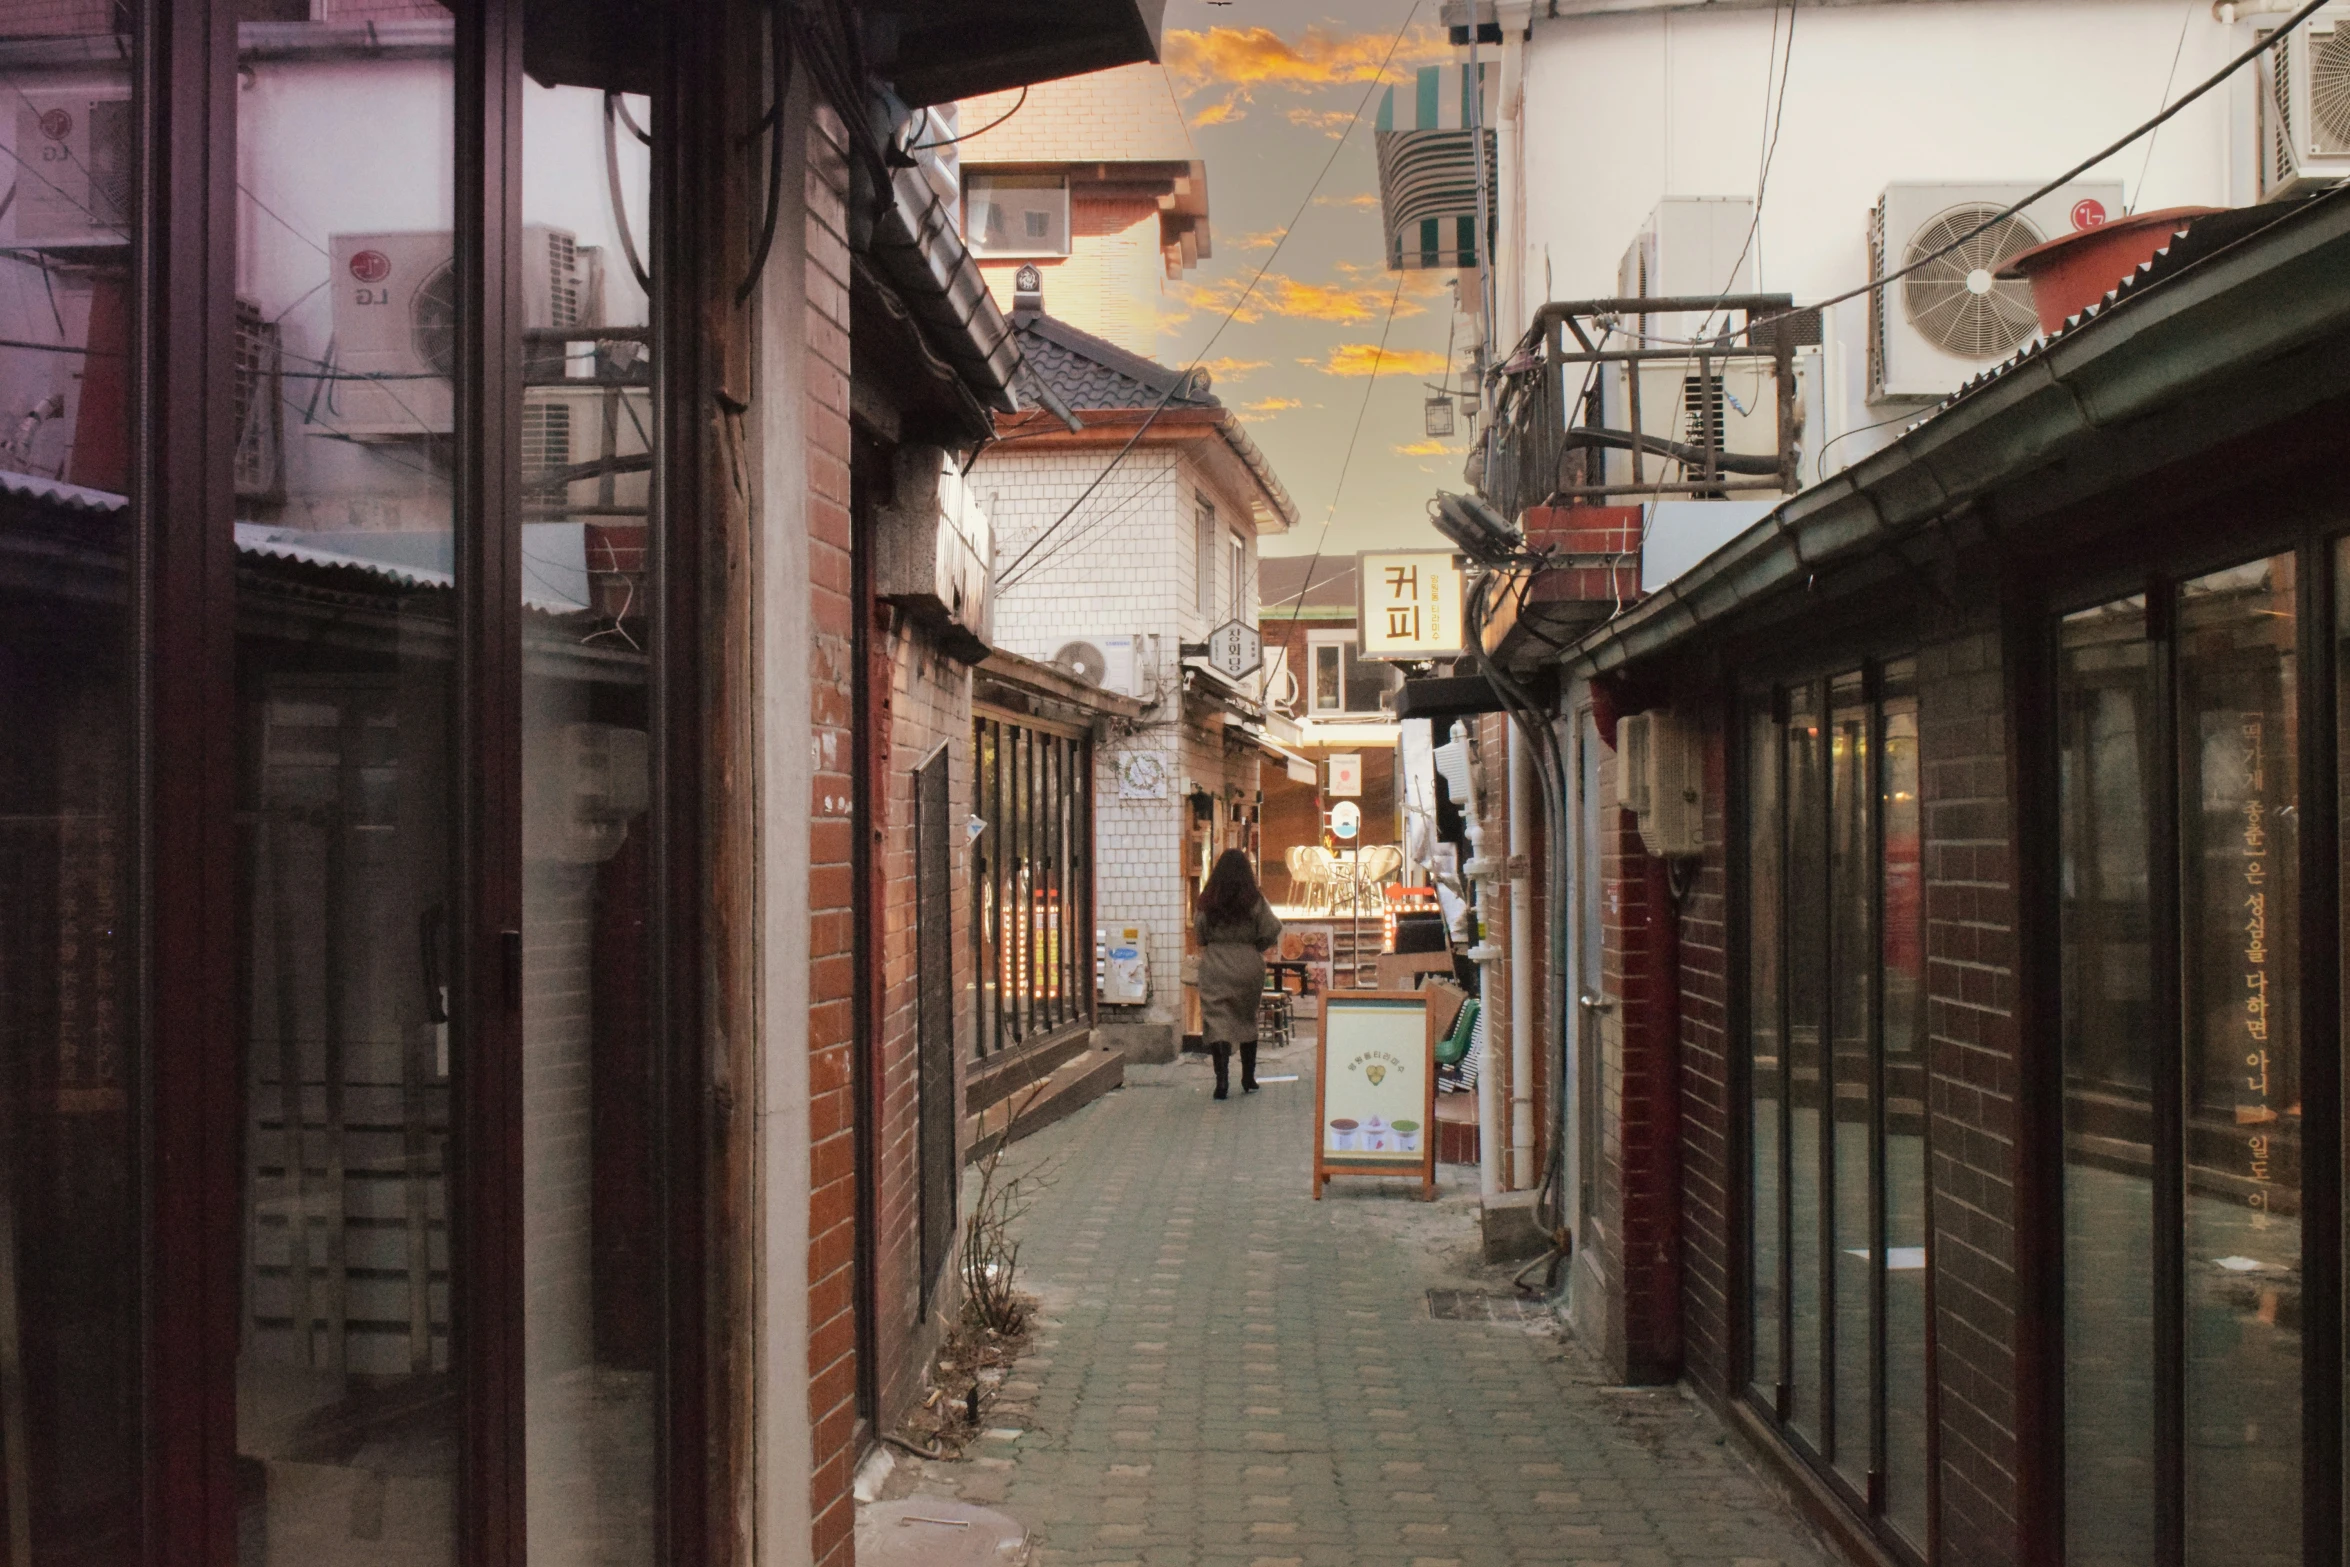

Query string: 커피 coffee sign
[1357,551,1463,660]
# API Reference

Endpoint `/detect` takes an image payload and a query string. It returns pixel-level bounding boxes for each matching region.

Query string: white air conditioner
[1867,181,2122,403]
[523,382,652,517]
[2259,6,2350,200]
[1616,709,1702,859]
[1616,196,1756,346]
[9,89,131,252]
[1052,633,1148,696]
[325,224,590,437]
[1598,347,1821,493]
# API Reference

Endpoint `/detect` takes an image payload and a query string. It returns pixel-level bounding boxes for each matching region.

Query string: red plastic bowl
[1995,206,2228,335]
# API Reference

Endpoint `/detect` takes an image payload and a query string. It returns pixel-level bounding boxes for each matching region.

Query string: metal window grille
[233,298,284,502]
[971,714,1094,1058]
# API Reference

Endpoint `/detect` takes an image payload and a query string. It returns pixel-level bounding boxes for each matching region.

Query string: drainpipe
[1507,719,1536,1189]
[1474,942,1502,1201]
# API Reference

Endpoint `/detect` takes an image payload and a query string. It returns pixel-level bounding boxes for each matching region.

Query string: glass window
[0,4,141,1558]
[964,174,1069,258]
[518,66,659,1564]
[232,12,462,1560]
[1196,497,1214,621]
[2178,554,2298,1567]
[973,715,1092,1056]
[1741,664,1930,1551]
[1229,531,1245,622]
[1311,640,1343,713]
[1746,700,1785,1409]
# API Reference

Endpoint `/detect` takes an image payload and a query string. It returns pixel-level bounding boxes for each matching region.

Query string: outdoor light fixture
[1431,490,1522,565]
[1424,395,1455,439]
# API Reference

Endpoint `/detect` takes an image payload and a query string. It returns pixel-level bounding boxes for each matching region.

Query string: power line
[992,0,1426,588]
[1622,0,2333,351]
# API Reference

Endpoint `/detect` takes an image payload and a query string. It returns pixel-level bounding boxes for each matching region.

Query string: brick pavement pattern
[890,1042,1842,1567]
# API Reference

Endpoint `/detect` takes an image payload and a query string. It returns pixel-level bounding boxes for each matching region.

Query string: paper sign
[1357,551,1464,660]
[1327,754,1362,797]
[1314,993,1437,1199]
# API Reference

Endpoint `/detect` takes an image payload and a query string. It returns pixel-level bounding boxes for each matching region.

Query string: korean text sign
[1357,551,1463,659]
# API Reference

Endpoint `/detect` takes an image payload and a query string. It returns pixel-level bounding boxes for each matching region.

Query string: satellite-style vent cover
[1053,640,1108,686]
[2315,24,2350,150]
[1900,205,2045,360]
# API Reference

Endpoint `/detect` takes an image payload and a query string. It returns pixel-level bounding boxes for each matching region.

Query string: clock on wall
[1117,750,1169,799]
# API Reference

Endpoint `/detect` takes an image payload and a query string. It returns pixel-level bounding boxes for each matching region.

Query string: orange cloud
[1393,439,1451,456]
[1286,106,1358,134]
[1164,24,1447,124]
[1311,344,1452,378]
[1314,193,1383,210]
[1197,356,1269,382]
[1245,397,1304,414]
[1230,228,1288,252]
[1179,272,1424,326]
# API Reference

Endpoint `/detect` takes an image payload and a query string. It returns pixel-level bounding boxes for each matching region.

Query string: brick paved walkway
[873,1036,1841,1567]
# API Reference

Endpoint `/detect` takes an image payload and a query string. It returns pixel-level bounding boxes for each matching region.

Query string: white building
[978,271,1300,1052]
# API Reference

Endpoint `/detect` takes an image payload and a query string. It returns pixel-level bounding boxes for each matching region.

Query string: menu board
[1314,992,1437,1200]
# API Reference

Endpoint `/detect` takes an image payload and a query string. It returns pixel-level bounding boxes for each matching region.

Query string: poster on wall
[1314,992,1436,1200]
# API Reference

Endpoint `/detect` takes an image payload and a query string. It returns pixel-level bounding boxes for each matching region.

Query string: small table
[1265,960,1313,995]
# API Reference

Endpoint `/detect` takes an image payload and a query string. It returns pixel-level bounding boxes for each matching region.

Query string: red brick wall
[871,623,971,1430]
[1918,629,2021,1567]
[1676,708,1733,1406]
[1595,735,1682,1384]
[1523,505,1643,606]
[803,100,861,1567]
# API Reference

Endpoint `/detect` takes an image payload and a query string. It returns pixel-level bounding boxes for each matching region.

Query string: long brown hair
[1198,848,1261,924]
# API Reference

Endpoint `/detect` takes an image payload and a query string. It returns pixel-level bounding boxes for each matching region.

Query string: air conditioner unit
[2260,6,2350,200]
[325,224,590,438]
[1616,709,1702,859]
[1616,196,1756,346]
[1867,182,2121,402]
[522,382,651,516]
[1052,634,1148,696]
[9,89,131,252]
[875,445,993,659]
[1598,348,1821,492]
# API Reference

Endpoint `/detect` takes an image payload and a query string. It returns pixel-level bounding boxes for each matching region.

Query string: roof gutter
[868,160,1026,417]
[1567,187,2350,680]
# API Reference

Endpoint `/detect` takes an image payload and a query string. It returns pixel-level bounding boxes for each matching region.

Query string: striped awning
[1375,63,1498,271]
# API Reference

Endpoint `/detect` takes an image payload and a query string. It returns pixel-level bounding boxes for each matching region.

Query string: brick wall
[869,621,973,1430]
[1677,710,1734,1407]
[802,100,861,1567]
[1594,731,1683,1384]
[1917,629,2021,1567]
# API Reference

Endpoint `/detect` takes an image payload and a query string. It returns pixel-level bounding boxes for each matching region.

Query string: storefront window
[974,713,1092,1056]
[2059,557,2303,1567]
[2178,555,2298,1567]
[232,13,462,1560]
[518,68,659,1563]
[0,4,140,1558]
[1742,662,1928,1555]
[2058,592,2156,1567]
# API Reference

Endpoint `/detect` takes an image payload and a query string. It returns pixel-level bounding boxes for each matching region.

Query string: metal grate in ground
[1425,1288,1552,1323]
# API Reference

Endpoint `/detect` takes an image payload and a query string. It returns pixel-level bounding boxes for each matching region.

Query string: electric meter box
[1097,923,1151,1004]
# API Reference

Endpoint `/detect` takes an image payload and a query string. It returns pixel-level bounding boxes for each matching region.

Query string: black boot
[1211,1043,1231,1100]
[1240,1041,1259,1093]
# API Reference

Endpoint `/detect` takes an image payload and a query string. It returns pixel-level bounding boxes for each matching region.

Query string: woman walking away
[1196,848,1282,1100]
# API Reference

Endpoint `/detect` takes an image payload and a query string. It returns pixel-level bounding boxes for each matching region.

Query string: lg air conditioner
[9,89,132,252]
[2259,6,2350,200]
[325,224,591,437]
[1866,181,2123,403]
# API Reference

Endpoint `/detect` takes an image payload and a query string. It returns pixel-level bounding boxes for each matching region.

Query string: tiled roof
[1011,307,1219,414]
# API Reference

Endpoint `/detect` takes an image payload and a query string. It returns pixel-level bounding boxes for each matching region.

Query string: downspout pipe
[1507,719,1536,1189]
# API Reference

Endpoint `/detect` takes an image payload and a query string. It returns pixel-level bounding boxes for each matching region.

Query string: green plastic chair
[1435,997,1480,1068]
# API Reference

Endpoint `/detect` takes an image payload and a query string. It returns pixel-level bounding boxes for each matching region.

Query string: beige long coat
[1195,899,1283,1045]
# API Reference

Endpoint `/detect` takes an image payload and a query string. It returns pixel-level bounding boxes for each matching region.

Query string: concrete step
[964,1043,1124,1165]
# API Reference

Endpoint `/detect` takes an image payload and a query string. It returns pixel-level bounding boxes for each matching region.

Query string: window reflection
[1784,681,1825,1451]
[1746,700,1784,1409]
[519,72,658,1566]
[2059,594,2156,1567]
[1880,662,1927,1551]
[231,10,461,1563]
[0,3,139,1559]
[2178,554,2298,1567]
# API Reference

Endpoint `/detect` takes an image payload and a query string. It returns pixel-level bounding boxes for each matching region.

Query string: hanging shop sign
[1330,800,1361,840]
[1207,618,1263,681]
[1358,551,1464,660]
[1327,753,1363,797]
[1314,991,1438,1199]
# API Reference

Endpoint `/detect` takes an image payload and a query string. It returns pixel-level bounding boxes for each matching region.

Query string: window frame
[971,705,1095,1060]
[963,172,1072,259]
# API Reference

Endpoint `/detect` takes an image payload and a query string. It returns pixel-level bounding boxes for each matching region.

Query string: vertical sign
[1327,754,1362,797]
[1313,992,1437,1199]
[1357,551,1464,659]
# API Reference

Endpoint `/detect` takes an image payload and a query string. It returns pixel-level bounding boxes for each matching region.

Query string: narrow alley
[862,1038,1839,1567]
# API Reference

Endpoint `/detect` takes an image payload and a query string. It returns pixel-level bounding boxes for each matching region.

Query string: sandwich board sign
[1314,991,1437,1200]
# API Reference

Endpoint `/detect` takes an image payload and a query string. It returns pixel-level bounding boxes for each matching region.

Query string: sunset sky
[1151,0,1464,556]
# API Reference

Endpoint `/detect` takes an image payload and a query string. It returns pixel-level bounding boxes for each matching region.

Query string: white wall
[1503,0,2260,469]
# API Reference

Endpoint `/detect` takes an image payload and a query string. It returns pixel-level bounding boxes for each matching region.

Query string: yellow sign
[1357,551,1463,659]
